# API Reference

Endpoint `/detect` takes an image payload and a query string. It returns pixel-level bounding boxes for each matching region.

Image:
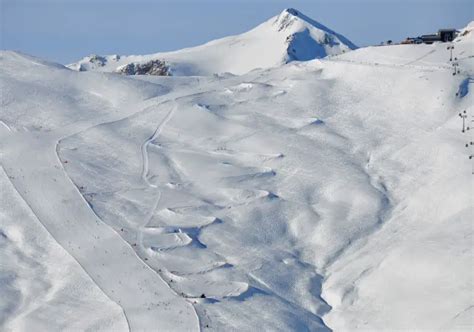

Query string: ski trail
[140,101,175,228]
[0,83,221,331]
[403,49,437,66]
[135,101,202,328]
[1,132,199,332]
[0,120,11,132]
[0,164,132,331]
[141,103,177,188]
[0,81,223,332]
[325,56,450,72]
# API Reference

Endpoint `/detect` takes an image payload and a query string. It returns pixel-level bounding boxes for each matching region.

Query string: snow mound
[68,8,356,76]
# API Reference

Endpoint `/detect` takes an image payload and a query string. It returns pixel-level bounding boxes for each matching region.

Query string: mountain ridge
[67,8,357,76]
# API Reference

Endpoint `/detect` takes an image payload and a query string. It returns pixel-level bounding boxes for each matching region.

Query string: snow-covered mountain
[1,12,473,332]
[67,8,356,76]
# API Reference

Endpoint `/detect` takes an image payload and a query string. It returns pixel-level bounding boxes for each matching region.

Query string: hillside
[1,13,473,332]
[67,8,356,76]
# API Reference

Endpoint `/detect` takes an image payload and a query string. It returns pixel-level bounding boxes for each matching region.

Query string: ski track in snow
[0,165,132,331]
[141,103,177,188]
[134,99,256,325]
[0,98,200,331]
[403,49,437,66]
[1,19,473,331]
[0,120,11,132]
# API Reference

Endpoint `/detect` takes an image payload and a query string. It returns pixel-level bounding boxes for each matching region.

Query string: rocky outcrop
[77,55,107,71]
[116,59,170,76]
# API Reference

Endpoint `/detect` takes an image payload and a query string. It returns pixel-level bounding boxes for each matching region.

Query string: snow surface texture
[1,9,473,332]
[67,8,356,76]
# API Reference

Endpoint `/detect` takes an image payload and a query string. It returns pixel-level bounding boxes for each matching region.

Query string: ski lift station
[420,29,457,44]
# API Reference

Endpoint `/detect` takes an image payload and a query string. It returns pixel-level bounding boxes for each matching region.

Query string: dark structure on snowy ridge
[420,29,457,44]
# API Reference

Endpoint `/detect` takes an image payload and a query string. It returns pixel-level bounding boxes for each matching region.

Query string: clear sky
[1,0,472,64]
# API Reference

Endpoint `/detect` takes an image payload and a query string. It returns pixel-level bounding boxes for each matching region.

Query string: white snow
[67,8,356,76]
[1,11,473,332]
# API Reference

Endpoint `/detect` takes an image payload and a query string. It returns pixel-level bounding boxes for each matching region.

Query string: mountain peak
[274,8,304,31]
[273,8,357,49]
[69,8,357,76]
[283,8,300,17]
[275,8,325,30]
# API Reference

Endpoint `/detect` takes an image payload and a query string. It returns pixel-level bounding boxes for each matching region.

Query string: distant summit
[275,8,357,61]
[68,8,357,76]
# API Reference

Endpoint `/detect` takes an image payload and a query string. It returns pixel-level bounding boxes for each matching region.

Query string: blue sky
[1,0,472,64]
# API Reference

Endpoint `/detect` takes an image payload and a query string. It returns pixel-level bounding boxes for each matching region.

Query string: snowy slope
[329,20,474,74]
[0,51,198,331]
[321,23,474,330]
[1,19,473,332]
[67,8,356,76]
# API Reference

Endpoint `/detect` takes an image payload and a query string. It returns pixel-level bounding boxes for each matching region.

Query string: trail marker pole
[459,111,468,132]
[452,61,460,75]
[447,45,454,61]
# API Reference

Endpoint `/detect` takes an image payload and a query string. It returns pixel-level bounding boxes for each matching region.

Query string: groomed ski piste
[1,9,473,332]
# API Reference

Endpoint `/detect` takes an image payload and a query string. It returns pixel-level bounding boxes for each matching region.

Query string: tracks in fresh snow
[135,102,250,318]
[0,108,199,331]
[141,103,177,188]
[403,49,437,66]
[325,56,451,72]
